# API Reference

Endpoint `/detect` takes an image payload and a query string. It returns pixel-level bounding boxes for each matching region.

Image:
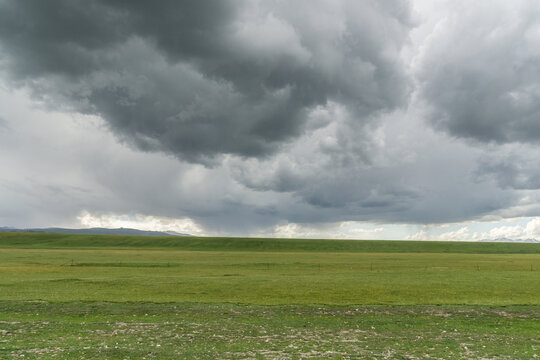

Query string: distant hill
[0,226,190,237]
[0,233,539,253]
[478,237,540,243]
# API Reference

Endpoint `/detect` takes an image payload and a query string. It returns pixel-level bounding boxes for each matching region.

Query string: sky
[2,0,540,241]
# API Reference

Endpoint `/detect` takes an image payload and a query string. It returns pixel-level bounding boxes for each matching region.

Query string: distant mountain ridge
[478,237,540,243]
[0,226,190,237]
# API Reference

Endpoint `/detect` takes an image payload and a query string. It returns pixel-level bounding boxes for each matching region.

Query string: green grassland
[1,302,538,359]
[0,232,539,359]
[1,232,539,304]
[2,231,540,253]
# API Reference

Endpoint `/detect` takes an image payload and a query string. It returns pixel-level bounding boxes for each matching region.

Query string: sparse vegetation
[1,302,539,359]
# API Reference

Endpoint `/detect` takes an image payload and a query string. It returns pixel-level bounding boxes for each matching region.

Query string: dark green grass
[74,262,182,268]
[0,301,538,359]
[2,232,540,253]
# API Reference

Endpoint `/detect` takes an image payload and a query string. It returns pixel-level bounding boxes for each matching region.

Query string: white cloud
[525,217,540,237]
[437,227,470,241]
[271,223,321,239]
[405,227,471,241]
[487,225,525,239]
[405,230,428,241]
[265,221,392,239]
[77,211,205,236]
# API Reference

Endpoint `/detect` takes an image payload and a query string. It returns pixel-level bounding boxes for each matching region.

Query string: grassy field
[1,301,538,359]
[0,232,539,358]
[2,232,540,253]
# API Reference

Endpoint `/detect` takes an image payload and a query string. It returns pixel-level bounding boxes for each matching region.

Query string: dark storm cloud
[0,0,414,162]
[475,152,540,190]
[418,1,540,144]
[5,0,538,236]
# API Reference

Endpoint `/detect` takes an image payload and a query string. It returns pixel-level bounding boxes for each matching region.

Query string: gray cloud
[0,116,8,130]
[418,1,540,144]
[226,109,518,226]
[475,149,540,190]
[0,0,413,163]
[3,1,540,236]
[0,81,528,234]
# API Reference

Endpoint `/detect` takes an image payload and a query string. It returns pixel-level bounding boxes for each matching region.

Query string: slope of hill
[0,227,189,237]
[0,232,540,254]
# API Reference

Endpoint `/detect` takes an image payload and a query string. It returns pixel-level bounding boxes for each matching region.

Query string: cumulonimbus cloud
[418,0,540,144]
[0,0,414,163]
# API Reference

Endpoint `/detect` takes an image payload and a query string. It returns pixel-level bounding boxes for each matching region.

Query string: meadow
[0,232,539,359]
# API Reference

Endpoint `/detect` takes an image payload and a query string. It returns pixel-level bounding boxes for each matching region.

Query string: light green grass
[0,243,539,305]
